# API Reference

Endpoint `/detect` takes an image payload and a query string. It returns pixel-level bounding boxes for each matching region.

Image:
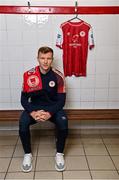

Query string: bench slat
[0,109,119,121]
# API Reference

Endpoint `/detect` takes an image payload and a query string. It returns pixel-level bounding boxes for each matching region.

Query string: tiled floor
[1,131,119,179]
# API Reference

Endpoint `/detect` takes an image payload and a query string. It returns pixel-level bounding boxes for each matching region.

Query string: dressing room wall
[0,0,119,110]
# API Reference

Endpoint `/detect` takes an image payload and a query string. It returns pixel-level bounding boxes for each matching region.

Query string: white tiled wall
[0,0,119,110]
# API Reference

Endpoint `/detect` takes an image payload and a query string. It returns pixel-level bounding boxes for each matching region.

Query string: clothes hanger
[68,1,82,22]
[68,14,82,22]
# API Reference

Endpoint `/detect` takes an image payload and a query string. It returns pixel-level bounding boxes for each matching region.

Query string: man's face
[37,52,53,73]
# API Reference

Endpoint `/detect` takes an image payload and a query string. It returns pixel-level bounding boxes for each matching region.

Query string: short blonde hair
[37,46,53,57]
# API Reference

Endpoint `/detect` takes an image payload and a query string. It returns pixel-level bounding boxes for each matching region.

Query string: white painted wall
[0,0,119,110]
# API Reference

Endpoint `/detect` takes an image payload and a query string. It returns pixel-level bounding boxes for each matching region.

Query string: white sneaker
[21,153,32,172]
[55,153,66,171]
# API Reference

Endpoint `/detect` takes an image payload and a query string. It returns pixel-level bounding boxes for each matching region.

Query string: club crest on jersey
[49,81,55,87]
[80,31,86,37]
[27,75,40,87]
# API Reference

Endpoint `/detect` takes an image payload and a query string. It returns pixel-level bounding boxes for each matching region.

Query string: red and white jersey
[56,20,94,77]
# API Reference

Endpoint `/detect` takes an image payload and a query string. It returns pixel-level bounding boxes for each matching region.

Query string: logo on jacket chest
[49,81,55,87]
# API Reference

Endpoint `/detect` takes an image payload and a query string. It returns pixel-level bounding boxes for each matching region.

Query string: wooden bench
[0,109,119,121]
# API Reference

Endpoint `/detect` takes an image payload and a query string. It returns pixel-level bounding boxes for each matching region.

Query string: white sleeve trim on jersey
[56,26,63,49]
[88,27,95,50]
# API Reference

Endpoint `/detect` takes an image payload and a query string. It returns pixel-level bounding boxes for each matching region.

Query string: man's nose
[44,59,48,63]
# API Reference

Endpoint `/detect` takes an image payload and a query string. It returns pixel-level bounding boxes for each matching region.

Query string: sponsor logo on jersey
[27,75,40,87]
[49,81,55,87]
[57,34,61,38]
[91,33,93,38]
[72,34,79,43]
[80,31,85,37]
[69,43,81,47]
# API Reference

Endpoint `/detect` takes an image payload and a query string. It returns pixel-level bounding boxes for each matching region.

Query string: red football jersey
[56,20,94,77]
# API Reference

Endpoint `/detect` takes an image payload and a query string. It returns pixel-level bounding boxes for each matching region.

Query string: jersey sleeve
[88,27,95,50]
[56,25,63,49]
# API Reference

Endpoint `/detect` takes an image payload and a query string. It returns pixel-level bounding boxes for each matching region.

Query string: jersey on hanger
[56,20,94,77]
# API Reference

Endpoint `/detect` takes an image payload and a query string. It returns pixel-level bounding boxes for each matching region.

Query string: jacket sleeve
[44,93,66,115]
[21,91,66,115]
[43,71,66,115]
[21,92,45,113]
[21,92,36,113]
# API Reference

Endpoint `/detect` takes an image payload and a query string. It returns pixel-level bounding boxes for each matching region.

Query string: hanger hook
[28,1,31,13]
[75,1,78,13]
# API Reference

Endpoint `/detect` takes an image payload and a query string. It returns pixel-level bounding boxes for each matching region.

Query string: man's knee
[54,110,68,129]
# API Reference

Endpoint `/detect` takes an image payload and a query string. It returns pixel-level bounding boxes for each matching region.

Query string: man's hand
[30,111,38,120]
[30,110,45,121]
[35,110,46,122]
[30,110,51,122]
[41,111,51,121]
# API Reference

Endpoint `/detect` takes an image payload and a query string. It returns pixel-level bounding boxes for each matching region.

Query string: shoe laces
[56,153,64,165]
[23,153,32,166]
